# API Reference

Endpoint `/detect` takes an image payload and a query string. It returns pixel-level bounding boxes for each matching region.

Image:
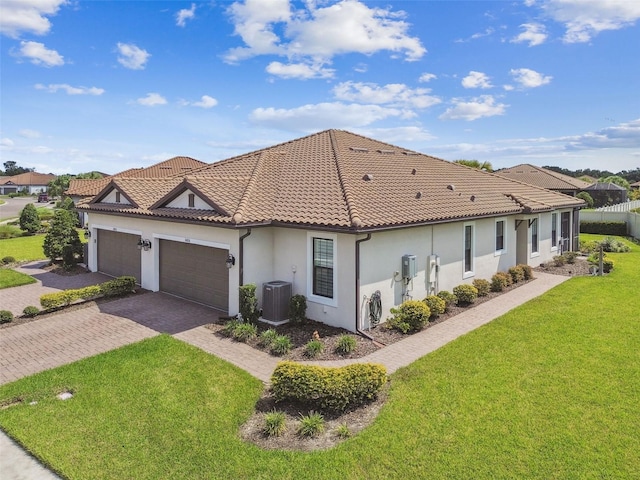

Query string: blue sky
[1,0,639,176]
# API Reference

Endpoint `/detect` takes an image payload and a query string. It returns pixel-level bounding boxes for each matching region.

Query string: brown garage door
[97,230,141,282]
[159,239,228,311]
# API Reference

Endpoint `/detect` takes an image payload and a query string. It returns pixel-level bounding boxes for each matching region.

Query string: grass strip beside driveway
[0,269,37,289]
[0,235,47,262]
[0,236,638,479]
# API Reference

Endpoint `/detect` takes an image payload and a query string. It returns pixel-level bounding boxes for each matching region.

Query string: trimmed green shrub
[552,255,566,267]
[423,295,446,318]
[19,203,41,234]
[388,300,430,332]
[518,264,534,280]
[271,335,292,356]
[259,328,278,346]
[580,239,601,254]
[271,361,387,412]
[562,251,579,264]
[43,210,82,266]
[100,276,136,297]
[232,322,258,342]
[453,284,478,305]
[239,283,259,324]
[40,277,134,310]
[22,306,40,317]
[1,256,16,265]
[580,221,627,236]
[289,294,307,323]
[436,291,457,311]
[0,310,14,324]
[491,272,512,292]
[263,410,287,437]
[297,412,325,438]
[335,335,357,354]
[508,265,526,283]
[472,278,491,297]
[304,339,324,358]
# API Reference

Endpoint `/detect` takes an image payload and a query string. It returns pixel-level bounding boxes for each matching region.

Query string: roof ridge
[330,130,363,229]
[232,151,268,224]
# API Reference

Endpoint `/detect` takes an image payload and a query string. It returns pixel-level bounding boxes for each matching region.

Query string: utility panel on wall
[402,254,417,279]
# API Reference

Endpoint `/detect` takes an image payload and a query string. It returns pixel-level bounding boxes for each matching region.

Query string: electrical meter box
[402,254,417,278]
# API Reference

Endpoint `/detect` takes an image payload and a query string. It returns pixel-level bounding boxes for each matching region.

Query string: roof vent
[277,151,287,155]
[416,192,422,199]
[447,184,455,191]
[160,166,172,169]
[411,168,417,175]
[363,174,374,181]
[377,149,395,154]
[470,195,476,202]
[350,147,369,153]
[402,151,420,156]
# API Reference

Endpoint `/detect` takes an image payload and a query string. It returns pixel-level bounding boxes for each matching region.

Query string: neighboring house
[66,157,206,226]
[0,172,56,195]
[78,130,585,333]
[583,182,628,208]
[494,164,591,196]
[630,180,640,190]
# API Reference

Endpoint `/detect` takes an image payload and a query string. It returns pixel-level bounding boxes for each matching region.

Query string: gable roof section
[495,164,591,191]
[79,130,585,231]
[584,182,627,191]
[0,172,56,186]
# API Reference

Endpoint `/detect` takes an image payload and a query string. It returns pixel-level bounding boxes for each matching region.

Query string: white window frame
[530,216,540,257]
[551,213,558,251]
[494,218,507,256]
[463,222,475,279]
[307,232,338,307]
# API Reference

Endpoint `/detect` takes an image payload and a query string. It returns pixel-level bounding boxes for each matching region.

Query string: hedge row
[40,276,136,310]
[580,221,627,236]
[271,361,387,412]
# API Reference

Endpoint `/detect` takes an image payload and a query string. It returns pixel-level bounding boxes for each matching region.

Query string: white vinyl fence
[581,209,640,240]
[595,200,640,212]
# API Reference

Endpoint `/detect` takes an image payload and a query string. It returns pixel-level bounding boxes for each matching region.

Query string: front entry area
[158,239,229,311]
[97,229,142,282]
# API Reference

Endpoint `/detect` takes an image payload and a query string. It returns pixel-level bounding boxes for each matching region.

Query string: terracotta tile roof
[495,164,591,191]
[79,130,585,231]
[65,157,205,197]
[0,172,56,185]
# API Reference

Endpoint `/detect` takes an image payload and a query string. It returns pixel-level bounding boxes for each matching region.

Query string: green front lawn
[0,269,37,289]
[0,236,638,479]
[0,234,47,262]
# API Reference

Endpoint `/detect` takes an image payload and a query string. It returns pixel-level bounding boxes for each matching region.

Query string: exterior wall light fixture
[137,239,152,251]
[226,253,236,269]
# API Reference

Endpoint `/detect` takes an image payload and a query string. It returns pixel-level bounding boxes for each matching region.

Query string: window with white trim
[551,213,558,249]
[463,222,475,277]
[531,218,539,255]
[495,219,506,255]
[312,237,334,298]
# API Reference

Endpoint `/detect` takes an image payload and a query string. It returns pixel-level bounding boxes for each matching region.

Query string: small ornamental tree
[43,209,83,267]
[19,203,41,234]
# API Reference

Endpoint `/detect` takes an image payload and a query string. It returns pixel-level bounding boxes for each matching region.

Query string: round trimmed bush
[472,278,491,297]
[389,300,430,332]
[453,284,478,305]
[491,272,512,292]
[0,310,14,324]
[22,306,40,318]
[436,291,457,311]
[423,295,446,318]
[2,256,16,265]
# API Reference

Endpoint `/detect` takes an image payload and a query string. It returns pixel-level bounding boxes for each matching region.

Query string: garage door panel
[159,240,228,311]
[97,230,141,282]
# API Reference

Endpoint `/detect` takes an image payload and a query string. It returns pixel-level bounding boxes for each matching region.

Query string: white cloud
[1,138,15,147]
[249,102,409,131]
[266,61,335,79]
[461,71,493,89]
[455,27,495,43]
[565,118,640,149]
[418,73,437,83]
[176,3,196,27]
[136,93,167,106]
[224,0,425,65]
[35,83,105,95]
[18,129,41,138]
[510,68,552,88]
[332,81,440,109]
[116,42,150,70]
[439,95,507,121]
[0,0,67,38]
[511,23,548,46]
[541,0,640,43]
[16,40,64,66]
[191,95,218,108]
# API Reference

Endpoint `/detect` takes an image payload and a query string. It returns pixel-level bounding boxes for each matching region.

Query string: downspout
[238,228,252,286]
[355,233,374,340]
